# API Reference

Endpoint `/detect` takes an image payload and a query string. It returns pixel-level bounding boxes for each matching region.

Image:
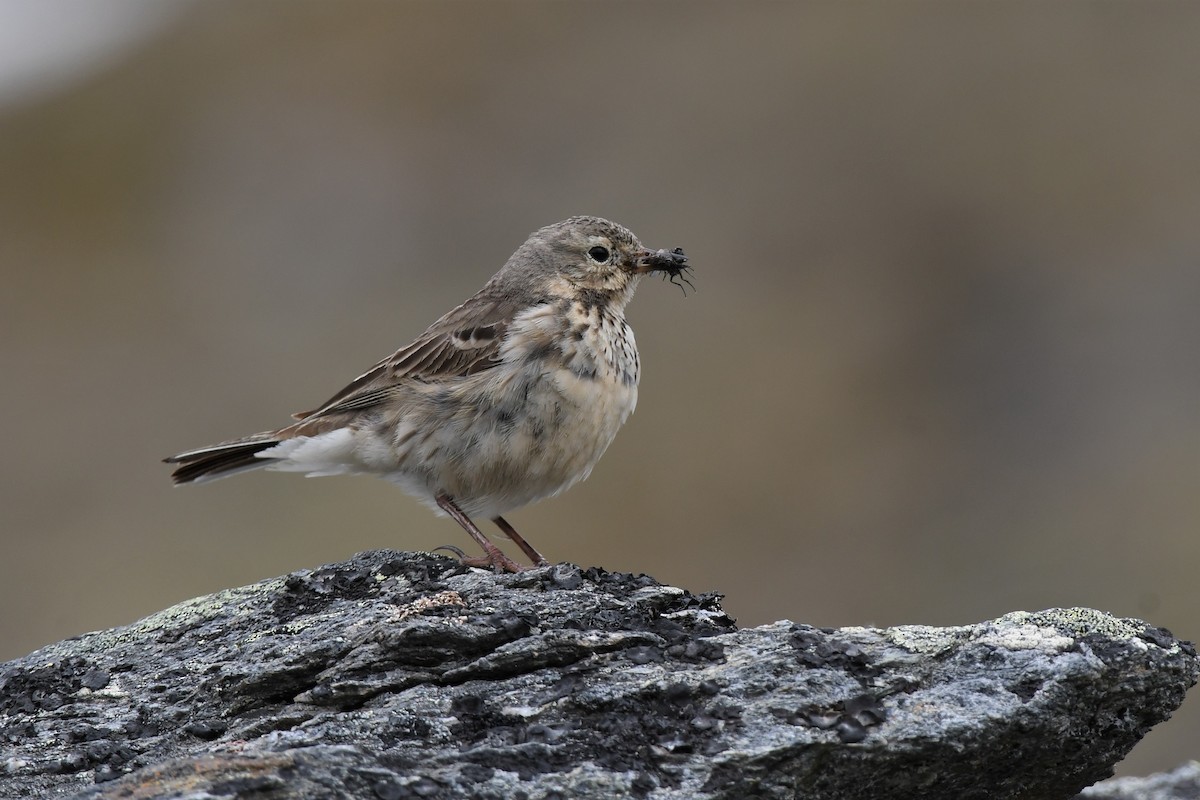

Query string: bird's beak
[633,246,689,275]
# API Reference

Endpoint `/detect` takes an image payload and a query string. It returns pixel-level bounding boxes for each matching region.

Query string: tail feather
[165,436,281,485]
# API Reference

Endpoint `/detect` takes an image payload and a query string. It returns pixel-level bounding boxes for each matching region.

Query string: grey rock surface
[0,549,1195,799]
[1080,761,1200,800]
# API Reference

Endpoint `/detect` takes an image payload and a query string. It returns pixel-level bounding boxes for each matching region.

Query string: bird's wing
[291,292,525,421]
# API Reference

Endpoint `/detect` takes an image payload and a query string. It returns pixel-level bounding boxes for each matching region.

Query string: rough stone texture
[1079,761,1200,800]
[0,549,1195,800]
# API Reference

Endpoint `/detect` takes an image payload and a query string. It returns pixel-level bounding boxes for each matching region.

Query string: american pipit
[166,216,690,572]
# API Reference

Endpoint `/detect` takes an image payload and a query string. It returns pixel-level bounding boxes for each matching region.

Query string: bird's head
[503,216,691,307]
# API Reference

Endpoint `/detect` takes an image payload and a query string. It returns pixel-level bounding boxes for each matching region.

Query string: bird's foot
[433,543,527,573]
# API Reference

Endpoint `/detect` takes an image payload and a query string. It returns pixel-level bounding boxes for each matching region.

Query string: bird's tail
[164,434,282,485]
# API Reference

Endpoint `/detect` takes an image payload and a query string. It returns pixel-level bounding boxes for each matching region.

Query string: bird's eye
[587,245,610,263]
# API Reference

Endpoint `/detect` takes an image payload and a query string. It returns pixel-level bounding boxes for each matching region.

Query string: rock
[1079,761,1200,800]
[0,549,1195,799]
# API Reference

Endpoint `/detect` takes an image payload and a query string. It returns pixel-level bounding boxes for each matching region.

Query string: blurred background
[2,0,1198,777]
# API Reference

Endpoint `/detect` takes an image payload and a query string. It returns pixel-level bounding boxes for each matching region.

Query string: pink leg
[492,516,548,567]
[434,493,525,573]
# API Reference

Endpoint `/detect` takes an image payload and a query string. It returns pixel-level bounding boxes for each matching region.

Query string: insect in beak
[635,247,694,294]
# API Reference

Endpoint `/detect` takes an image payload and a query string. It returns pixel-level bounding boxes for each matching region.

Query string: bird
[165,216,691,572]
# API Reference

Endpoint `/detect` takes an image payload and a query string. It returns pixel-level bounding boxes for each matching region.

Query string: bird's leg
[492,516,549,567]
[434,492,525,573]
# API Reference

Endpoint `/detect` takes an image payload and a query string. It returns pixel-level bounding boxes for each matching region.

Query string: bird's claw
[433,543,526,573]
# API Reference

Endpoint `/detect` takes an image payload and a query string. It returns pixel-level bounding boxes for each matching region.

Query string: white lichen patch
[998,608,1141,641]
[973,623,1075,653]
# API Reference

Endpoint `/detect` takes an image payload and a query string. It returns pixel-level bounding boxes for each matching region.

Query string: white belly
[409,365,638,518]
